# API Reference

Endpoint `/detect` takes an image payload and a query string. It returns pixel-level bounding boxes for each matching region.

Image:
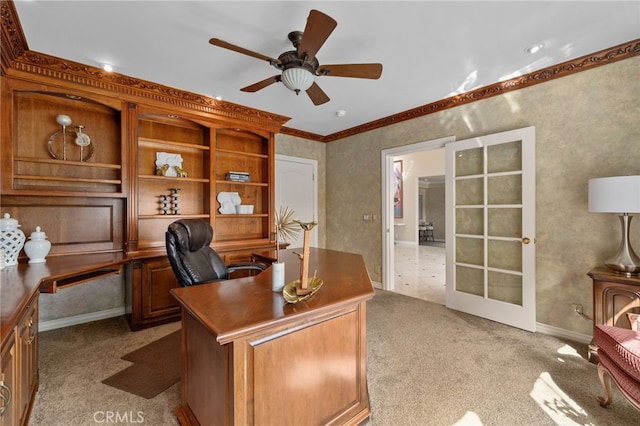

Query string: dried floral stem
[275,205,301,262]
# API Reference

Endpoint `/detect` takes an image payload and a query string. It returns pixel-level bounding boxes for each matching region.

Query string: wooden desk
[171,248,375,426]
[0,252,125,425]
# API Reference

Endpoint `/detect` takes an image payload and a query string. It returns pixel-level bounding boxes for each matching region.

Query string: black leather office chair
[166,219,267,287]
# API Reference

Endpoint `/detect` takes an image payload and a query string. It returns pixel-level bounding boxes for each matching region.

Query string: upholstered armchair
[166,219,266,287]
[594,324,640,411]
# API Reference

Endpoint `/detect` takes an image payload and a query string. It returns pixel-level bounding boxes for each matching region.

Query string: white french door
[445,127,536,332]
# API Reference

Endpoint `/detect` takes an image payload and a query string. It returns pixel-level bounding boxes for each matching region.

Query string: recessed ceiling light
[524,44,544,54]
[99,62,114,72]
[214,95,223,101]
[336,110,347,118]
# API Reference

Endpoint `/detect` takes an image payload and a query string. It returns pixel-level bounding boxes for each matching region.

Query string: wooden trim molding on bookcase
[280,38,640,143]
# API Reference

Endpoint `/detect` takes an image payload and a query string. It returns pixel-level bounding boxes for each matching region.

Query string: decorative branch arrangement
[274,205,300,262]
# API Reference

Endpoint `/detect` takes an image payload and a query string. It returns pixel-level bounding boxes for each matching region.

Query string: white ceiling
[13,1,640,136]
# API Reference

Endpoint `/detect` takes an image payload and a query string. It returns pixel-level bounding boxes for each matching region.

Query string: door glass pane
[456,265,484,296]
[456,208,483,235]
[488,271,522,305]
[488,175,521,205]
[488,208,521,238]
[456,177,483,205]
[487,141,521,173]
[455,147,483,176]
[456,237,483,266]
[488,240,522,271]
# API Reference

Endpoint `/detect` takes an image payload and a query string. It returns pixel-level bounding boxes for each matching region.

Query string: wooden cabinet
[17,297,37,426]
[0,294,38,426]
[588,267,640,362]
[125,258,182,331]
[125,110,277,330]
[0,331,16,426]
[0,78,127,259]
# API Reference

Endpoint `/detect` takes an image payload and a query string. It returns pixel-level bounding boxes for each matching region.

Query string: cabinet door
[18,299,38,425]
[142,258,181,319]
[0,333,16,426]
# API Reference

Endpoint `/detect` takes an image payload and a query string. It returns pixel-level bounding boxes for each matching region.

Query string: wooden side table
[588,267,640,362]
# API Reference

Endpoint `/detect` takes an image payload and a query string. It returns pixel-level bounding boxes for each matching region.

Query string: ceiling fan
[209,10,383,106]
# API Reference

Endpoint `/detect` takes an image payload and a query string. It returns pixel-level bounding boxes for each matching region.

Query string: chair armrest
[227,262,268,274]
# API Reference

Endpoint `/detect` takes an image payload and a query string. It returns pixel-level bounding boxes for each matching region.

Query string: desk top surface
[171,248,375,344]
[0,252,127,343]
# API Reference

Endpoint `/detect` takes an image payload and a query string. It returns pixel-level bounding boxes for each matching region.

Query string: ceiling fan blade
[209,38,281,65]
[297,10,337,61]
[306,82,330,106]
[317,63,383,79]
[240,75,281,92]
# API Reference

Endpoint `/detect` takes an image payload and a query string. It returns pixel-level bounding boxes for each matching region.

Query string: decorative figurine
[0,213,26,267]
[294,220,318,295]
[24,226,51,263]
[47,114,94,161]
[171,188,180,215]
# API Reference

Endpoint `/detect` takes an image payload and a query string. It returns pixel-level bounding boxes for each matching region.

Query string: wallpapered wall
[276,56,640,335]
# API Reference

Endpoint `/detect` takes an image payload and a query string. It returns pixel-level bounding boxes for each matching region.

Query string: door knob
[522,237,531,244]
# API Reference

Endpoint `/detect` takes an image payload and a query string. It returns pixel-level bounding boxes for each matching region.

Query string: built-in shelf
[139,174,209,183]
[138,137,210,151]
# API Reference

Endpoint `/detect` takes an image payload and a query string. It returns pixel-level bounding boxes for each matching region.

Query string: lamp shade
[588,175,640,213]
[281,67,314,93]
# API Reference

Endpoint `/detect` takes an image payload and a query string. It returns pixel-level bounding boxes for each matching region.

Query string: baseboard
[372,280,382,289]
[39,307,125,332]
[535,322,592,344]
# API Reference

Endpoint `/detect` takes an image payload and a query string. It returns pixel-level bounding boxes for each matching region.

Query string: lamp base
[604,214,640,276]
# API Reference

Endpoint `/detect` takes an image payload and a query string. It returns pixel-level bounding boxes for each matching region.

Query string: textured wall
[320,56,639,334]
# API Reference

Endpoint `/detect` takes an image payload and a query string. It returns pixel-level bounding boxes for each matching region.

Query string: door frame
[381,136,455,291]
[275,154,319,247]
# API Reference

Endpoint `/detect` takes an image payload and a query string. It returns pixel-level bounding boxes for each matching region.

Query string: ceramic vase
[24,226,51,263]
[272,262,285,292]
[0,213,26,267]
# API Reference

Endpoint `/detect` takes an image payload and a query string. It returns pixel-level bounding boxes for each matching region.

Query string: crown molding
[0,0,26,74]
[282,38,640,143]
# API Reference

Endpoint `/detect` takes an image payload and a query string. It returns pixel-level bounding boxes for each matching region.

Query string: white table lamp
[588,175,640,275]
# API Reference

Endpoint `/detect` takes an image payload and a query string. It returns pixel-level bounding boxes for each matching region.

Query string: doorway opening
[381,136,454,304]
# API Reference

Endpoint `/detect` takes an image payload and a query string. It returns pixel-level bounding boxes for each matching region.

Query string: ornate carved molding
[282,38,640,143]
[0,0,27,74]
[8,50,290,130]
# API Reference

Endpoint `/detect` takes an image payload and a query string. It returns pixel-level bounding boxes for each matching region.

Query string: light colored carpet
[30,290,640,425]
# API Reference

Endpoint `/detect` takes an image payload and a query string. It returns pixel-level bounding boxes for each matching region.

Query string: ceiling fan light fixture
[281,67,314,94]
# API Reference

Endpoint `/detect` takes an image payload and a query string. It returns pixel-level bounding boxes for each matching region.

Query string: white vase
[0,213,25,267]
[24,226,51,264]
[272,262,285,292]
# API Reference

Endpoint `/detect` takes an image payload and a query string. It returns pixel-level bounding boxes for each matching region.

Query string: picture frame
[394,160,403,218]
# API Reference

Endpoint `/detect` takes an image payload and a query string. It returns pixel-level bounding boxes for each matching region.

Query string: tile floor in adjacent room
[393,242,446,305]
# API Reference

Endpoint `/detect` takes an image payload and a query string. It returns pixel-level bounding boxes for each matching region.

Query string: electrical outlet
[571,303,584,316]
[373,263,381,274]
